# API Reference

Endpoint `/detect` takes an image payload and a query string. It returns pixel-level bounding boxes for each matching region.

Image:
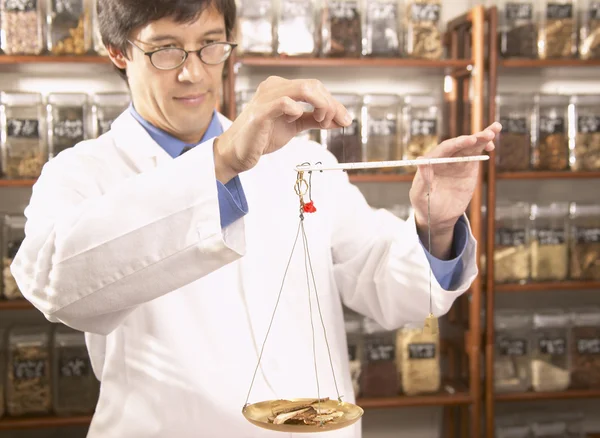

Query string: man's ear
[107,45,128,70]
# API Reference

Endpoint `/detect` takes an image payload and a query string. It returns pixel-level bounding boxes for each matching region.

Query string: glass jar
[0,0,44,54]
[569,307,600,389]
[363,0,400,57]
[494,310,533,393]
[571,94,600,171]
[2,215,26,301]
[494,202,531,284]
[531,309,571,392]
[495,94,534,171]
[91,92,130,137]
[360,317,398,397]
[579,0,600,59]
[498,0,539,58]
[396,326,440,396]
[321,0,362,57]
[538,0,577,59]
[363,94,400,164]
[401,94,441,171]
[496,417,533,438]
[236,0,274,56]
[344,310,363,397]
[47,93,88,158]
[320,93,362,164]
[404,0,443,59]
[0,91,47,179]
[533,94,570,171]
[529,203,569,281]
[53,325,99,415]
[46,0,92,55]
[569,203,600,280]
[276,0,317,56]
[91,0,106,55]
[532,413,584,438]
[0,328,5,419]
[6,325,52,416]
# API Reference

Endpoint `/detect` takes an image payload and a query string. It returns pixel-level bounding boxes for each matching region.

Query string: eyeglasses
[127,40,237,70]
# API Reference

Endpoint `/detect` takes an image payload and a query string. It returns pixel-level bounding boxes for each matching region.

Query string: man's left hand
[409,122,502,259]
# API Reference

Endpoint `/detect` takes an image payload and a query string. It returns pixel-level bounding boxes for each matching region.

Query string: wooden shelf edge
[0,55,109,64]
[237,56,472,69]
[0,300,32,310]
[500,58,600,68]
[0,179,37,187]
[0,415,92,430]
[497,171,600,180]
[496,389,600,402]
[357,392,472,409]
[495,281,600,292]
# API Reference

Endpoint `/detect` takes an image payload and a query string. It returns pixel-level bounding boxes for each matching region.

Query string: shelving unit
[0,415,93,431]
[484,5,600,438]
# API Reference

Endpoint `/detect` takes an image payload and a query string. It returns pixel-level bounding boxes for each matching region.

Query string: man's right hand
[213,76,353,183]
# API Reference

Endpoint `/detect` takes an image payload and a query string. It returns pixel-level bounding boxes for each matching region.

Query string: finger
[320,92,338,129]
[263,96,306,123]
[295,113,347,132]
[283,80,352,127]
[429,134,477,158]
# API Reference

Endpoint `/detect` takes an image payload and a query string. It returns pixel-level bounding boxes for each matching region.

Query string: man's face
[116,6,226,144]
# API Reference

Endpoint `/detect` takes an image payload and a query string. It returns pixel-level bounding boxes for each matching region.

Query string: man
[11,0,500,436]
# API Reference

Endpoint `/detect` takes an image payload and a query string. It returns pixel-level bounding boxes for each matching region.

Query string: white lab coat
[11,111,478,438]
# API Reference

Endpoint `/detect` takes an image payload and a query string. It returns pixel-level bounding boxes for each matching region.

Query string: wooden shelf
[0,415,92,430]
[496,389,600,402]
[348,172,415,183]
[0,179,37,187]
[500,58,600,68]
[237,56,472,69]
[495,280,600,293]
[357,391,472,409]
[497,171,600,180]
[0,55,109,64]
[0,300,32,310]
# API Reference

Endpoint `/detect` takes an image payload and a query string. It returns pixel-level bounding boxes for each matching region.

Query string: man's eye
[204,40,217,45]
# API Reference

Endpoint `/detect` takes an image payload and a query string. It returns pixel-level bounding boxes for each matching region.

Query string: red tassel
[303,201,317,213]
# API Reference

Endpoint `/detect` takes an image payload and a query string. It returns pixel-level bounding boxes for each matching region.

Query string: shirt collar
[128,103,224,158]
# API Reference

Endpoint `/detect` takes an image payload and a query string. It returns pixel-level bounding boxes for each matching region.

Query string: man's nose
[178,52,207,83]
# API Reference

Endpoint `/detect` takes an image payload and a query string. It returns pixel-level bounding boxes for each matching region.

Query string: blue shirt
[129,105,467,290]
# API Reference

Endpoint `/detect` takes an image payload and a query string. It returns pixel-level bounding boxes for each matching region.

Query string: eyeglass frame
[126,39,238,70]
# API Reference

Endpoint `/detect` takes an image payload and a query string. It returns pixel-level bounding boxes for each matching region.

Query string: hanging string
[427,163,432,316]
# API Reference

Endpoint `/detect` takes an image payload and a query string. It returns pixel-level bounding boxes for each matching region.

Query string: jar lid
[9,325,51,347]
[533,309,569,328]
[495,310,532,330]
[403,94,439,108]
[532,421,566,437]
[54,325,86,347]
[363,94,400,108]
[0,91,42,106]
[496,93,535,107]
[496,425,531,438]
[3,214,26,230]
[92,92,131,107]
[363,317,389,334]
[496,202,530,222]
[48,92,89,106]
[536,93,570,107]
[569,202,600,217]
[333,93,362,107]
[570,307,600,326]
[570,94,600,106]
[530,202,570,220]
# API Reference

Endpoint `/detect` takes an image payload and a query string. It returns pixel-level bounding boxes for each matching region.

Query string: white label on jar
[546,3,573,19]
[539,338,566,355]
[496,228,527,247]
[7,119,39,138]
[4,0,37,12]
[578,115,600,133]
[500,116,528,134]
[577,338,600,354]
[369,118,396,137]
[13,359,46,380]
[505,2,533,20]
[540,116,565,134]
[534,228,566,245]
[574,227,600,243]
[60,357,90,377]
[54,119,84,140]
[410,118,437,136]
[411,3,441,22]
[499,339,527,356]
[365,341,395,362]
[328,0,358,20]
[408,343,436,359]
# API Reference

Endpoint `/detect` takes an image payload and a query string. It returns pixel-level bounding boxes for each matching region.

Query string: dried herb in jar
[580,4,600,59]
[4,117,44,179]
[398,328,440,396]
[494,228,530,283]
[237,0,273,55]
[1,0,43,55]
[539,2,576,59]
[326,121,362,164]
[364,0,399,56]
[530,228,568,281]
[494,336,531,392]
[570,326,600,389]
[406,0,443,59]
[535,115,569,170]
[323,0,362,57]
[531,336,570,392]
[7,342,52,416]
[52,106,85,156]
[574,115,600,171]
[54,344,99,414]
[360,336,398,397]
[347,344,361,396]
[403,118,438,172]
[500,2,537,58]
[497,116,531,171]
[49,0,88,55]
[277,0,316,55]
[3,239,23,300]
[570,226,600,280]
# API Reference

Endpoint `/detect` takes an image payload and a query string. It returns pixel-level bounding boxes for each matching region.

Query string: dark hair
[97,0,237,79]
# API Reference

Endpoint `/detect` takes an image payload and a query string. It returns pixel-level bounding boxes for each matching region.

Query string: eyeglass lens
[151,43,233,69]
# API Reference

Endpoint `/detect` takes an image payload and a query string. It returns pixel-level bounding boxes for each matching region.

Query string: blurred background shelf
[0,415,92,431]
[496,171,600,180]
[236,56,472,70]
[495,281,600,293]
[496,389,600,403]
